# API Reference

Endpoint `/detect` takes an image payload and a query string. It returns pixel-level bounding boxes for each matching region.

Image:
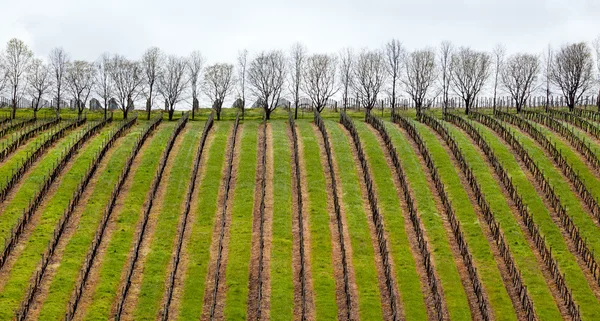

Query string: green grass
[38,124,147,320]
[476,120,600,319]
[0,124,116,319]
[132,122,202,320]
[177,122,231,321]
[0,122,65,189]
[415,121,517,319]
[353,120,431,320]
[324,120,383,320]
[82,123,175,321]
[385,119,472,321]
[223,121,258,319]
[269,120,294,321]
[0,125,90,247]
[296,120,338,320]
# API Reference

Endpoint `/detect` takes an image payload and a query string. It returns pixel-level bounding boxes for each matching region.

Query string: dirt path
[292,125,316,320]
[200,124,242,321]
[404,125,483,320]
[113,125,189,320]
[366,124,440,320]
[339,123,402,320]
[68,126,161,320]
[247,123,274,320]
[312,123,359,321]
[0,127,102,291]
[24,125,136,320]
[160,124,217,320]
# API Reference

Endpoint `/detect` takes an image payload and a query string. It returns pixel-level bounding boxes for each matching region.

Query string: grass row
[414,120,517,320]
[0,124,117,319]
[324,120,383,320]
[82,122,176,321]
[296,120,338,320]
[385,119,472,320]
[176,122,231,320]
[353,121,429,320]
[473,119,600,319]
[132,123,203,320]
[0,124,90,246]
[0,122,62,188]
[269,120,294,320]
[223,121,258,319]
[37,124,147,320]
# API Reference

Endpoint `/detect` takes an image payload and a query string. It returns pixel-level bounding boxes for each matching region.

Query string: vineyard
[1,106,600,321]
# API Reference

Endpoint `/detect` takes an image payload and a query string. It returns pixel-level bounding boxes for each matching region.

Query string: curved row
[546,109,600,141]
[0,118,92,202]
[15,115,137,320]
[114,113,189,320]
[0,117,60,162]
[65,115,163,320]
[208,113,240,320]
[313,110,353,320]
[495,110,600,225]
[385,112,445,320]
[160,113,214,320]
[0,118,36,138]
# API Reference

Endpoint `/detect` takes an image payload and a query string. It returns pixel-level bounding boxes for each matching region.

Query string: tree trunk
[123,108,129,120]
[265,107,272,120]
[146,98,151,120]
[168,107,174,121]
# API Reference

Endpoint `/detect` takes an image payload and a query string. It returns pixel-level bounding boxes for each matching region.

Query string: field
[0,105,600,321]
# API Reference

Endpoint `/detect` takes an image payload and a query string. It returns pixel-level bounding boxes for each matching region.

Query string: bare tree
[203,63,235,120]
[27,58,53,118]
[450,47,491,114]
[49,47,70,116]
[302,54,338,113]
[288,43,307,119]
[543,44,553,111]
[248,50,286,120]
[549,42,594,111]
[438,41,453,112]
[492,44,506,110]
[237,49,248,119]
[109,55,144,119]
[352,49,386,116]
[501,53,540,112]
[593,35,600,109]
[339,47,354,111]
[141,47,164,119]
[95,53,113,119]
[66,60,96,117]
[158,55,189,120]
[403,48,437,114]
[384,39,405,112]
[3,38,33,119]
[187,51,204,119]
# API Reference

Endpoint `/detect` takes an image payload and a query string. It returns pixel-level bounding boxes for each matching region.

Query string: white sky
[2,0,600,108]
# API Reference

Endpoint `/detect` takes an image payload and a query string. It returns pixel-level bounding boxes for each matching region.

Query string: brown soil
[293,126,317,320]
[406,124,484,320]
[0,123,84,220]
[163,124,218,320]
[246,123,274,320]
[113,125,189,321]
[200,124,242,321]
[0,127,104,291]
[515,121,600,229]
[339,123,402,320]
[366,124,441,321]
[500,122,600,305]
[70,127,160,320]
[25,125,144,320]
[156,126,207,319]
[311,123,360,321]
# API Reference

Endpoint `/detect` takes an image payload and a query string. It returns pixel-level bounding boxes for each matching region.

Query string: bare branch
[549,42,594,111]
[27,58,53,117]
[438,41,453,111]
[338,47,354,111]
[384,39,405,110]
[501,53,540,112]
[248,50,286,120]
[450,47,491,114]
[403,48,437,113]
[157,55,189,120]
[288,43,307,119]
[49,47,70,114]
[3,38,33,118]
[109,55,144,119]
[352,49,386,113]
[141,47,165,119]
[302,53,338,113]
[65,60,96,117]
[203,63,235,120]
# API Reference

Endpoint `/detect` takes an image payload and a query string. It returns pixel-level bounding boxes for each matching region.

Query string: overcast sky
[3,0,599,64]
